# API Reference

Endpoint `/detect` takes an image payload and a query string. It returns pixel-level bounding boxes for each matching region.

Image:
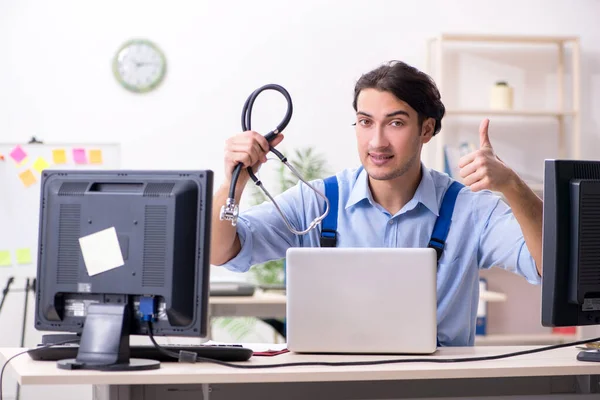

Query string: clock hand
[134,61,154,67]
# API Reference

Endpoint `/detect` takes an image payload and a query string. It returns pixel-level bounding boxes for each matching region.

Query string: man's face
[355,88,433,181]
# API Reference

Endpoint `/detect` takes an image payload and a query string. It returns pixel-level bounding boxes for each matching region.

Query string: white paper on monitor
[79,227,124,276]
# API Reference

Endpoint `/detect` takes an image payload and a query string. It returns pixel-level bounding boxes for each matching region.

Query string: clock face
[113,39,166,93]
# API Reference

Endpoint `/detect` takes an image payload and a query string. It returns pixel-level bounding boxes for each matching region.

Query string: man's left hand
[458,118,515,193]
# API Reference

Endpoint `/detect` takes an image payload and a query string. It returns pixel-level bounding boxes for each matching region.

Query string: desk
[208,291,286,318]
[208,290,502,319]
[2,346,600,399]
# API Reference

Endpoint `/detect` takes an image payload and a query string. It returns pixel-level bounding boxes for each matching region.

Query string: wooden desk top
[208,290,504,304]
[2,345,600,386]
[209,291,286,305]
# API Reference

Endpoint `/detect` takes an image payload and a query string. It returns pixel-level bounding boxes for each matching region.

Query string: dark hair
[352,61,445,136]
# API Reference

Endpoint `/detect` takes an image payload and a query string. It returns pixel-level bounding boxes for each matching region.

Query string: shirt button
[388,220,394,225]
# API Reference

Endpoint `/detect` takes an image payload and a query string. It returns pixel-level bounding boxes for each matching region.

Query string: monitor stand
[577,349,600,362]
[57,302,160,371]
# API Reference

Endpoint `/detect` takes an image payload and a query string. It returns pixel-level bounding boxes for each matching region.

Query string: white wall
[2,0,598,277]
[1,1,600,398]
[2,0,599,184]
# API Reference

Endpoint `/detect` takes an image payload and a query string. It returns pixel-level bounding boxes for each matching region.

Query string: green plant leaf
[213,317,258,341]
[248,146,330,286]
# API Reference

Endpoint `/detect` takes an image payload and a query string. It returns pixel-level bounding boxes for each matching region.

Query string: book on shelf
[476,278,488,336]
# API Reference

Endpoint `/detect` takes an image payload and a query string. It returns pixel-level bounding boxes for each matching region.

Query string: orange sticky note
[53,149,67,164]
[19,169,36,188]
[89,149,103,164]
[33,157,50,173]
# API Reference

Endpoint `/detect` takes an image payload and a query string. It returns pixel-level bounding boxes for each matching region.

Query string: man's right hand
[211,130,284,266]
[224,130,285,190]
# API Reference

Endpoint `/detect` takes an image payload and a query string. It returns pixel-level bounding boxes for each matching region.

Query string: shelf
[479,290,506,302]
[445,109,576,118]
[435,34,579,45]
[475,333,577,346]
[425,33,581,172]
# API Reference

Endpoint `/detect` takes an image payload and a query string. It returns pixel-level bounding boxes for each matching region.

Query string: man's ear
[421,118,435,143]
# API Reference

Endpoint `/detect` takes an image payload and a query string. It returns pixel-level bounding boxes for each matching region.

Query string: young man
[210,60,543,346]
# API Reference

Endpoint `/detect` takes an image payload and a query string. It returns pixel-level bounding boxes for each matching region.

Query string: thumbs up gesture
[458,119,515,193]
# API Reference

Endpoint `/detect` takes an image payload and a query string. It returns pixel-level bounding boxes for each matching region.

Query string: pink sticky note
[73,148,87,164]
[10,145,27,164]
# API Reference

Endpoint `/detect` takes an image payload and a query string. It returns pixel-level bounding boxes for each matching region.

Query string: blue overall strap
[320,175,339,247]
[428,181,464,261]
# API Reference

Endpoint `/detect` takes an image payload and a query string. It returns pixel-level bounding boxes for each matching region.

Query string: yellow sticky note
[53,149,67,164]
[89,149,103,164]
[0,251,11,267]
[19,169,36,188]
[33,156,50,173]
[16,248,32,265]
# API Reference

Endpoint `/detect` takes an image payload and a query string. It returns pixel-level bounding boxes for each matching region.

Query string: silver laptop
[285,247,438,354]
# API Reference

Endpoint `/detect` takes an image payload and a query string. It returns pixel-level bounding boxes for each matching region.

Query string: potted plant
[249,146,330,286]
[213,146,330,341]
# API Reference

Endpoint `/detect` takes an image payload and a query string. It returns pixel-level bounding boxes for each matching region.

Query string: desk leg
[94,384,210,400]
[93,385,130,400]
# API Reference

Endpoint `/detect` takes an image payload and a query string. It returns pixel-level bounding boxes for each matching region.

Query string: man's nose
[369,125,389,148]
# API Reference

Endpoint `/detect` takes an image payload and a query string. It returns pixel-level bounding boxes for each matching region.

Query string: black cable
[15,279,32,400]
[189,336,600,369]
[146,321,180,360]
[228,84,293,199]
[19,280,30,350]
[144,329,600,369]
[0,278,15,317]
[0,339,79,400]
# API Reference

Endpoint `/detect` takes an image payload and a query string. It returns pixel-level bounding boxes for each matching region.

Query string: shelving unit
[425,33,581,191]
[426,34,584,345]
[445,109,576,118]
[475,333,577,346]
[479,290,507,303]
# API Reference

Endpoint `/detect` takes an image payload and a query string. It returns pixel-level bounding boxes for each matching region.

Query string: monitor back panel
[35,170,212,337]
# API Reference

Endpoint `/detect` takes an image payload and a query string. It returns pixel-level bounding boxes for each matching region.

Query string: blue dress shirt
[221,165,541,346]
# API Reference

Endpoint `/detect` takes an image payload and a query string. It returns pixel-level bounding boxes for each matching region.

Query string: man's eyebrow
[356,110,410,118]
[385,110,410,118]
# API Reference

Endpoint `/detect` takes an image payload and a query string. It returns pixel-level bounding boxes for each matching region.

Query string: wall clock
[112,39,167,93]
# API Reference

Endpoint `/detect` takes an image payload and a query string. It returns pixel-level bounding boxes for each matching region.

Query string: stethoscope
[219,84,330,235]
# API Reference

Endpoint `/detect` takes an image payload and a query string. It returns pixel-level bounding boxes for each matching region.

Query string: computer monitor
[541,159,600,362]
[34,170,213,371]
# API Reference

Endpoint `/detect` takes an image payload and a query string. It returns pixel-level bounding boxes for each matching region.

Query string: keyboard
[28,343,253,362]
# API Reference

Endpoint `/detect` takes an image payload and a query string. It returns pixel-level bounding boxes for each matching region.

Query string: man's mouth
[369,153,393,165]
[369,154,393,160]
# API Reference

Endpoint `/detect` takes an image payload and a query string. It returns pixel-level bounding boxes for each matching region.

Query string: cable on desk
[147,335,600,369]
[0,339,80,400]
[146,321,199,363]
[7,334,600,398]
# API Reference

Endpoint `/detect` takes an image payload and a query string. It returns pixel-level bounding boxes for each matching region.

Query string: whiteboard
[0,142,120,280]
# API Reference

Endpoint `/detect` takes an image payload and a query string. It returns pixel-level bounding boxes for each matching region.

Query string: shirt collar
[345,164,440,216]
[345,166,372,209]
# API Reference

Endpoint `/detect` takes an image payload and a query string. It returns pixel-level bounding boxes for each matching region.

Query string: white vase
[490,81,513,110]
